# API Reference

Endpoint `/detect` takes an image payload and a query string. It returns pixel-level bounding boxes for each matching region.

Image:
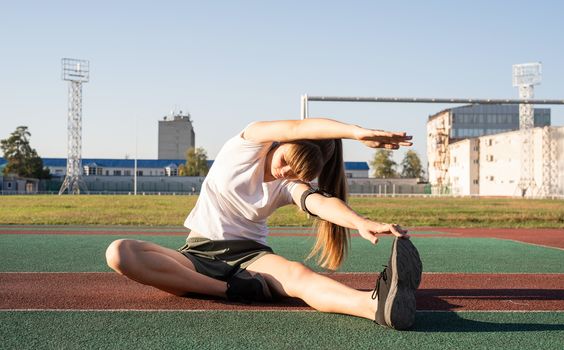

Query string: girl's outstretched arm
[291,183,409,244]
[243,118,412,149]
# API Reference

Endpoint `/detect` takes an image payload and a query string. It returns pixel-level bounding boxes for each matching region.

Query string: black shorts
[178,237,274,281]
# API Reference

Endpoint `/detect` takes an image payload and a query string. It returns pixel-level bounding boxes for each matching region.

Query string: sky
[1,0,563,169]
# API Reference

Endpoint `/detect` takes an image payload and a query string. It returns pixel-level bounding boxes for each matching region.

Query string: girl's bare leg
[246,254,377,320]
[105,239,226,297]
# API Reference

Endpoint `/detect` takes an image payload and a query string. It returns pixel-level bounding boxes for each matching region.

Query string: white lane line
[1,271,563,275]
[0,309,562,313]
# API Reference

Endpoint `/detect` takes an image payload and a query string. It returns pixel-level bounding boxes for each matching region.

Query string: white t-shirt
[184,127,300,245]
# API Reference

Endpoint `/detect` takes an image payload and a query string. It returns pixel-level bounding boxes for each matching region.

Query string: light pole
[513,62,542,196]
[59,58,89,195]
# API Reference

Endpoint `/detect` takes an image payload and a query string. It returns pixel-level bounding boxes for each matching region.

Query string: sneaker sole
[384,238,423,330]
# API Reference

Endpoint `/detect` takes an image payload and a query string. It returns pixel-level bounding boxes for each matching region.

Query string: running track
[1,226,562,313]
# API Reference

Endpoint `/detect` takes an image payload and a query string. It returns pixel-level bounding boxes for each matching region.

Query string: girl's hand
[357,219,410,245]
[353,126,413,150]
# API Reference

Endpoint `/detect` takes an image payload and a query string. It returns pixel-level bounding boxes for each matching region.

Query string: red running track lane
[1,273,563,312]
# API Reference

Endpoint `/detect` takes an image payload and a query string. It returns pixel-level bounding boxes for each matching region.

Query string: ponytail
[307,139,350,270]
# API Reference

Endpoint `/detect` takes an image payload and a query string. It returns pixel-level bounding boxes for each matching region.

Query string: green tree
[400,150,424,178]
[370,149,397,178]
[181,147,209,176]
[0,126,50,179]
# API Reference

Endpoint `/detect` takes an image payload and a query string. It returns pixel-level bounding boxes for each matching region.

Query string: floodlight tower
[512,62,541,196]
[59,58,89,195]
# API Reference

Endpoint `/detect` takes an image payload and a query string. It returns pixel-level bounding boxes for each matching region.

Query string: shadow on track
[412,296,564,333]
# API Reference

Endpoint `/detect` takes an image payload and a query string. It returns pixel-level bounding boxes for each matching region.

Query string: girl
[106,118,422,330]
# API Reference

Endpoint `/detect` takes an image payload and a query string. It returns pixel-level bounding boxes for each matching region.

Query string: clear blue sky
[1,0,563,168]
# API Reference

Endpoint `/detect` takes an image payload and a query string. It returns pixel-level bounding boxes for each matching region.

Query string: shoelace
[371,265,388,300]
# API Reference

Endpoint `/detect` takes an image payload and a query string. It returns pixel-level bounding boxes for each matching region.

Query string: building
[0,157,373,194]
[448,138,480,196]
[0,160,40,193]
[0,175,39,194]
[447,104,550,140]
[158,111,195,160]
[344,162,369,178]
[427,104,551,194]
[427,104,562,197]
[39,158,369,178]
[42,158,192,178]
[477,127,563,197]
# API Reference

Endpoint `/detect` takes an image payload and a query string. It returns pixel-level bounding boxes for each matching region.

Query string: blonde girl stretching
[106,118,422,330]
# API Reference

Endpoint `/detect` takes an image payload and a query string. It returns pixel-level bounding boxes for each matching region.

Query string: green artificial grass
[1,233,562,273]
[1,311,563,350]
[1,195,563,227]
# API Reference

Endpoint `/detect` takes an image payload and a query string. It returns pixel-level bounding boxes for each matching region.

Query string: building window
[486,155,494,162]
[124,170,131,176]
[473,179,479,185]
[84,166,103,175]
[113,170,122,176]
[136,170,143,176]
[165,167,178,176]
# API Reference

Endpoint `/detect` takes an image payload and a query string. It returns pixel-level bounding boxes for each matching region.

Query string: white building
[427,104,551,195]
[432,126,563,197]
[478,127,563,197]
[448,138,480,196]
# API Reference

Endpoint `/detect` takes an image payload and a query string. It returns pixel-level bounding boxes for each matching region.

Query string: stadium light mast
[59,58,89,195]
[513,62,541,196]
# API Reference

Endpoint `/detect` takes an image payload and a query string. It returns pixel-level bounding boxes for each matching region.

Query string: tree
[370,150,397,178]
[400,150,424,179]
[181,147,209,176]
[0,126,50,179]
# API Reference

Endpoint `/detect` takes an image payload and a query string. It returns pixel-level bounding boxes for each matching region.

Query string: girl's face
[270,144,299,181]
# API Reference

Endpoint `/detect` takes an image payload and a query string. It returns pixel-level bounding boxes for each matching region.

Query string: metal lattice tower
[59,58,89,195]
[540,126,559,197]
[512,62,541,196]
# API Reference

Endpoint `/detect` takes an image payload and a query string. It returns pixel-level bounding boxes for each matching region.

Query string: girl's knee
[287,261,315,287]
[105,239,138,273]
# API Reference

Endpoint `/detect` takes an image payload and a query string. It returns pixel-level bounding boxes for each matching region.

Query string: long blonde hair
[286,139,349,270]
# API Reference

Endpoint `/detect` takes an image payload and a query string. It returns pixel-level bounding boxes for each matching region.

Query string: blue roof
[40,158,192,168]
[1,157,366,170]
[344,161,369,170]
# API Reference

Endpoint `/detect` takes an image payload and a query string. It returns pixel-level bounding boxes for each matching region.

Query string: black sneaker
[372,237,422,330]
[226,270,272,304]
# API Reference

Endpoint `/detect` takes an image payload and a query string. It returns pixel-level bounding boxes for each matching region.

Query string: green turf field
[1,195,563,227]
[1,311,563,350]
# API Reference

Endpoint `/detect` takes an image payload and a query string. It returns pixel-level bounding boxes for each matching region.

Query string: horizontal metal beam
[306,96,564,105]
